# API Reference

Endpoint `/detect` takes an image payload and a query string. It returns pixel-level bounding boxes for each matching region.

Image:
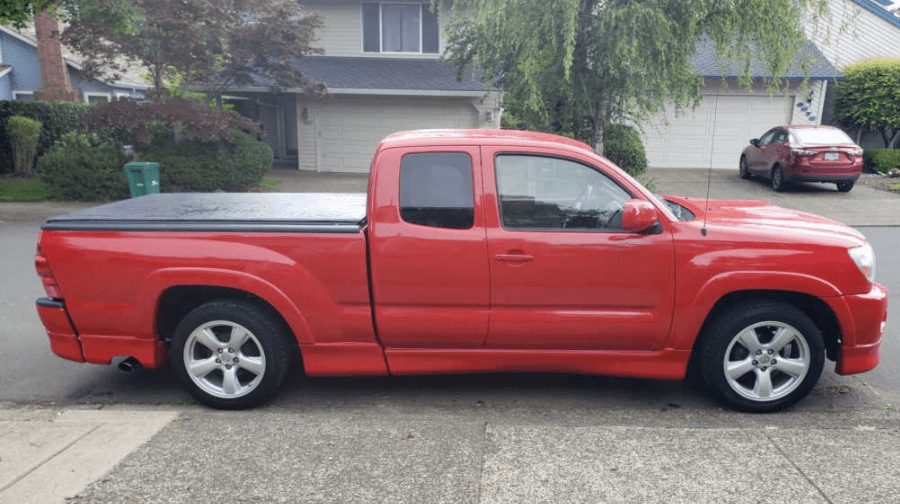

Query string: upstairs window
[362,2,439,54]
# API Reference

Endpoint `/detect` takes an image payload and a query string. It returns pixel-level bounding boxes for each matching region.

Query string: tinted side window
[495,155,632,231]
[400,153,474,229]
[758,129,778,146]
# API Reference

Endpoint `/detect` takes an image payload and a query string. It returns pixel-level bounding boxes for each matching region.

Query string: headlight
[848,243,876,282]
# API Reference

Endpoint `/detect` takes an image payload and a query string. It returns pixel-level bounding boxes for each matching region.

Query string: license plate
[824,152,839,161]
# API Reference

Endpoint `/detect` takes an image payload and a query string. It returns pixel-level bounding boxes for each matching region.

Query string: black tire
[836,180,854,192]
[771,165,786,192]
[699,301,824,413]
[739,155,751,179]
[171,299,292,409]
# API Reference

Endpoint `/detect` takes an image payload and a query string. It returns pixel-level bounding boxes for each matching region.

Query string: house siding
[806,0,900,70]
[1,32,42,90]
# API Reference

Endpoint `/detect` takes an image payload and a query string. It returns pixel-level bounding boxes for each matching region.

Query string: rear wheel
[171,299,291,409]
[700,302,824,413]
[739,155,751,179]
[771,165,786,192]
[836,180,854,192]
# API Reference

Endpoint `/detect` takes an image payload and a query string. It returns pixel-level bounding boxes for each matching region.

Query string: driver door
[482,151,676,351]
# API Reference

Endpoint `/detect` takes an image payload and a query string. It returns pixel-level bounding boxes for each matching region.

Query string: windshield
[791,128,854,145]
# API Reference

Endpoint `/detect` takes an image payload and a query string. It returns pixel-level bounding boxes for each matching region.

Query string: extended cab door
[482,148,676,351]
[368,145,490,348]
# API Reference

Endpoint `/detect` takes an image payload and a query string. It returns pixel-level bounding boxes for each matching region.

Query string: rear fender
[139,268,315,345]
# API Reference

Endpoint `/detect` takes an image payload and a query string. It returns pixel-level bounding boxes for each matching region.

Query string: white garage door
[300,97,480,173]
[642,94,793,169]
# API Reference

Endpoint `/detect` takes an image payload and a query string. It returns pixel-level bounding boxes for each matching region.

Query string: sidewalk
[3,397,900,504]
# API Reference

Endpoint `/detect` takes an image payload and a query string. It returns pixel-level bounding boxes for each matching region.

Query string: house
[0,23,148,103]
[639,39,838,170]
[222,0,502,173]
[641,0,900,169]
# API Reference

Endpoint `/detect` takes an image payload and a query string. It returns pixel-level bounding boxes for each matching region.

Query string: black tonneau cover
[42,193,368,233]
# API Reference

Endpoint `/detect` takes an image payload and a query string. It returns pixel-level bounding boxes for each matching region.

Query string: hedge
[37,131,130,201]
[603,124,648,177]
[140,129,273,192]
[0,101,87,174]
[862,149,900,174]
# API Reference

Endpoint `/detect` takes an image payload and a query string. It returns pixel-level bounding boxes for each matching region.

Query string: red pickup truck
[35,129,887,412]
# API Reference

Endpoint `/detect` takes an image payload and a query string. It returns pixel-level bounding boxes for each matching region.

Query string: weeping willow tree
[443,0,827,152]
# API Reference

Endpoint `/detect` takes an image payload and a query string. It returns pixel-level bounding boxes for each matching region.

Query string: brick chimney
[33,7,81,102]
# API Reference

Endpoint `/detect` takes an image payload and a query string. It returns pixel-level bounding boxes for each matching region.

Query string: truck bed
[42,193,368,233]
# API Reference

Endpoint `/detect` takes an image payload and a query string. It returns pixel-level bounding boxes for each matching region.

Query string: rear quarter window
[399,152,475,229]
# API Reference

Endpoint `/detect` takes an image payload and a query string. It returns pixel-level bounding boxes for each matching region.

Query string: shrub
[862,149,900,174]
[7,116,42,174]
[37,131,130,201]
[140,129,273,192]
[0,101,86,174]
[603,124,647,177]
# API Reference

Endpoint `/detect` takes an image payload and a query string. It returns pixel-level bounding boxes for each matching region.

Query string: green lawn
[0,176,50,202]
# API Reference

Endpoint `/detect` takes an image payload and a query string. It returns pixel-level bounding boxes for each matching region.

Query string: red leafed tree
[61,0,325,104]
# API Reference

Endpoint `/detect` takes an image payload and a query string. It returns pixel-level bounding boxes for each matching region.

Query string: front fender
[669,271,842,350]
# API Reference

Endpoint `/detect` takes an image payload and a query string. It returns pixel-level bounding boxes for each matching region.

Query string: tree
[60,0,325,103]
[444,0,826,152]
[78,96,260,144]
[833,59,900,149]
[0,0,54,28]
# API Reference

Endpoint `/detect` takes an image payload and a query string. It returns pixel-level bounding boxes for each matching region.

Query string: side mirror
[621,200,659,232]
[750,138,760,147]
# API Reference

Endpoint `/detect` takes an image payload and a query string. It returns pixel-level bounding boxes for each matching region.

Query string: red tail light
[35,245,63,299]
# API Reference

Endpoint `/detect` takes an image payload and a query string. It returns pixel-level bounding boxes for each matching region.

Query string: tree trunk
[592,101,605,154]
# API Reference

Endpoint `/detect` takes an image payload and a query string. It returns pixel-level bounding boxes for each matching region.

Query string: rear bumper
[35,297,168,368]
[36,298,85,363]
[835,283,888,375]
[788,173,860,184]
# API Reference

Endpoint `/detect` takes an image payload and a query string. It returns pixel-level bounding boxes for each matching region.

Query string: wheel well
[688,290,841,375]
[156,286,296,351]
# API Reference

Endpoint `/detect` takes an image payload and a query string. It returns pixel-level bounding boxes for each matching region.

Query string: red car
[740,125,863,192]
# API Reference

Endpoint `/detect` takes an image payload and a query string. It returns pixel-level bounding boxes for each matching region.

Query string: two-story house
[640,0,900,169]
[223,0,502,173]
[0,24,148,103]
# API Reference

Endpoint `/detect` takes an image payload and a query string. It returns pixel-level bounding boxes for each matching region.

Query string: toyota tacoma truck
[34,129,888,412]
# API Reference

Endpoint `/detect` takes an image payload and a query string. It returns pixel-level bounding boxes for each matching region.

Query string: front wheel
[700,302,824,413]
[771,165,786,192]
[739,155,751,179]
[171,299,292,409]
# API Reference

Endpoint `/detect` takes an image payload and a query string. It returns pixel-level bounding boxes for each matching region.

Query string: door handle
[495,254,534,263]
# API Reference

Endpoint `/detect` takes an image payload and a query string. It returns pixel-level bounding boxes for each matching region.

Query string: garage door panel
[642,94,792,169]
[307,97,479,173]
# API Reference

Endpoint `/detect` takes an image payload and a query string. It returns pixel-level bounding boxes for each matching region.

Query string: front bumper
[834,283,888,375]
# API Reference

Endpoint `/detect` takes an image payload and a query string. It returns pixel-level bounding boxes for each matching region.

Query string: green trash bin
[124,162,161,197]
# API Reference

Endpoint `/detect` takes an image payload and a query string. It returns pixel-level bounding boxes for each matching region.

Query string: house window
[85,92,111,105]
[362,2,439,54]
[13,91,34,101]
